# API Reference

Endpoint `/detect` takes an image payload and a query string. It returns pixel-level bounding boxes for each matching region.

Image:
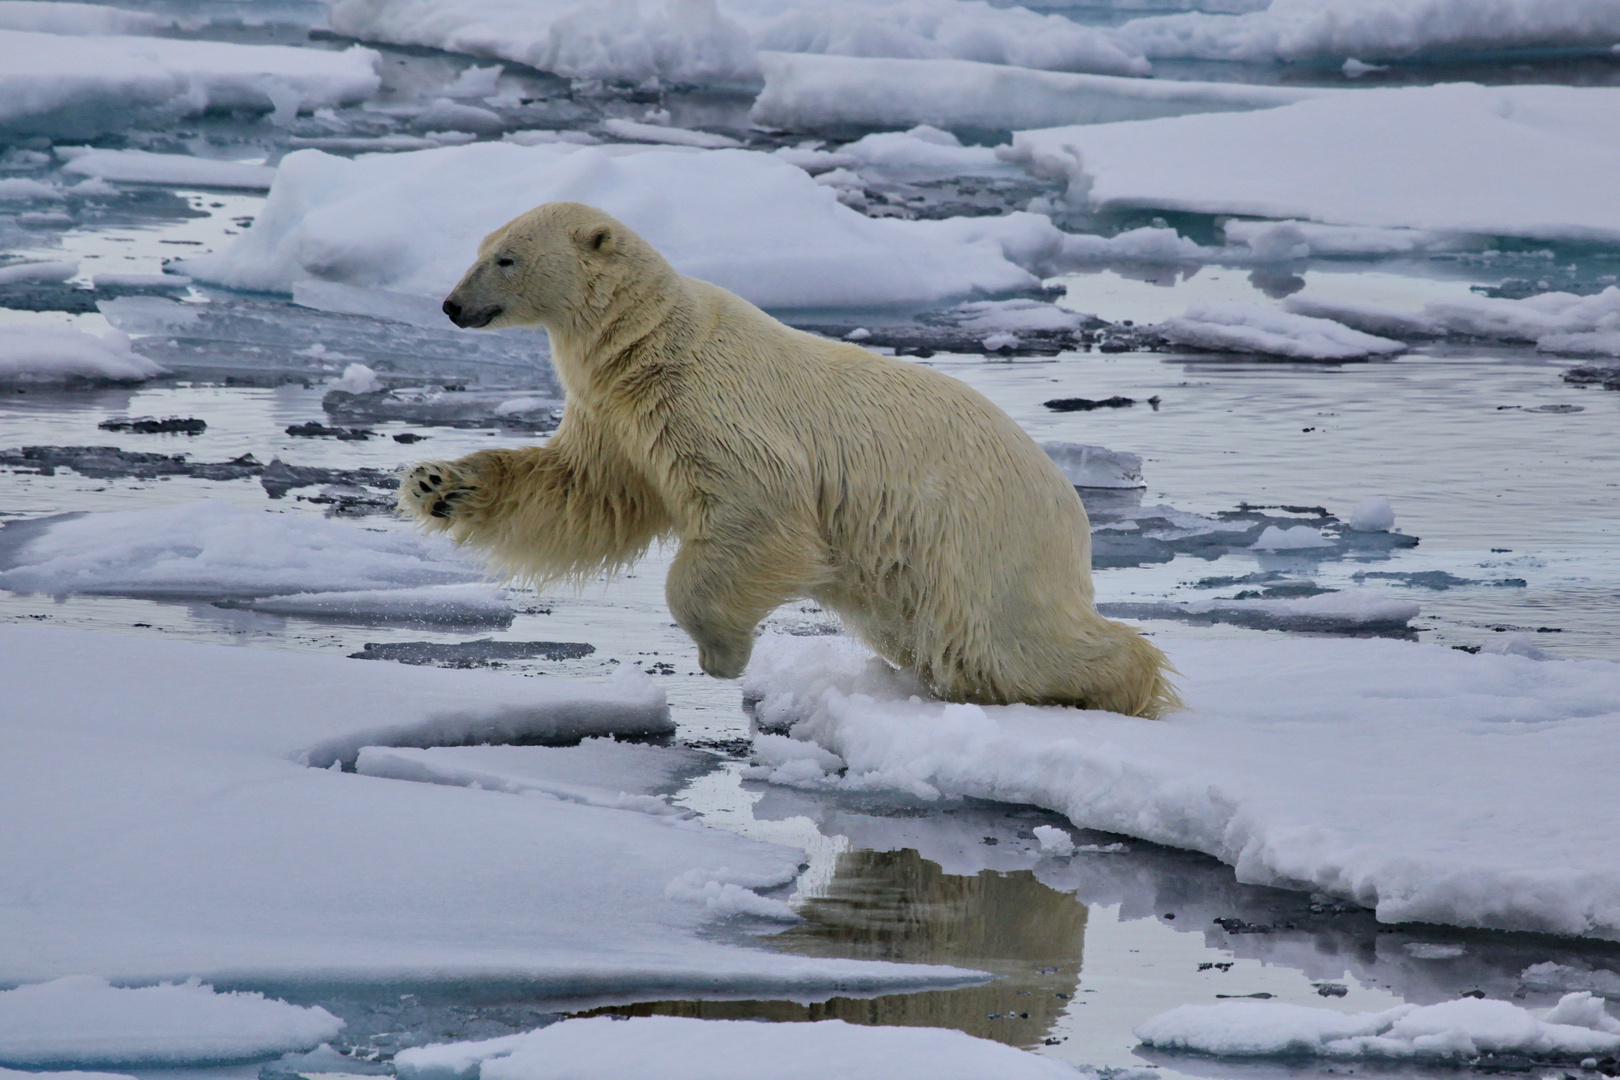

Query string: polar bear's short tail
[1080,620,1184,720]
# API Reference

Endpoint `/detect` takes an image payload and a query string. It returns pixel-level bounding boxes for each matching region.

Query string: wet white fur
[400,202,1179,717]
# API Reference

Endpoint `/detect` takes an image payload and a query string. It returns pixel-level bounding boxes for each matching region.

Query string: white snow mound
[0,976,342,1067]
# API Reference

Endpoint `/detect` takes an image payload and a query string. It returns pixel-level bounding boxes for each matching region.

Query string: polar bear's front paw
[399,460,480,523]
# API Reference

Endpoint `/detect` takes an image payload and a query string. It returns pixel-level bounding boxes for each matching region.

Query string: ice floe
[0,500,482,598]
[743,633,1620,940]
[392,1015,1084,1080]
[0,624,974,994]
[0,1,169,36]
[1160,302,1406,360]
[0,976,342,1068]
[0,30,380,139]
[1114,0,1620,63]
[215,583,514,627]
[1099,589,1422,634]
[58,148,276,190]
[1009,84,1620,244]
[1040,442,1145,489]
[751,52,1328,132]
[1135,991,1620,1061]
[0,325,166,384]
[183,142,1051,309]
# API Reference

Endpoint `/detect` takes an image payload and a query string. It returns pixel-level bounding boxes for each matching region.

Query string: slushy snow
[183,142,1055,309]
[0,976,342,1067]
[0,501,483,598]
[0,326,165,383]
[751,52,1329,132]
[1135,991,1620,1060]
[393,1015,1084,1080]
[743,633,1620,940]
[1008,84,1620,244]
[1160,303,1406,360]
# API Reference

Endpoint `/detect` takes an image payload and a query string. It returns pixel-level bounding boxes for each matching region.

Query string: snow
[743,633,1620,940]
[1040,442,1146,489]
[59,149,276,190]
[328,0,1147,87]
[751,52,1329,132]
[1347,496,1396,532]
[183,142,1050,309]
[328,362,382,394]
[0,326,166,384]
[1135,992,1620,1060]
[1160,303,1406,360]
[0,31,380,139]
[0,976,342,1067]
[0,624,975,994]
[0,2,166,36]
[600,118,742,149]
[394,1016,1086,1080]
[356,739,716,816]
[1251,524,1334,549]
[218,583,514,626]
[0,501,483,598]
[1008,84,1620,244]
[1115,0,1620,63]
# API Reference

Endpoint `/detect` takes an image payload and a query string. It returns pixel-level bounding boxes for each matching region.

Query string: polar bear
[401,202,1179,718]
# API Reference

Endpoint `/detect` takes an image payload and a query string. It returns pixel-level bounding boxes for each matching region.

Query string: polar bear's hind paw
[400,461,479,523]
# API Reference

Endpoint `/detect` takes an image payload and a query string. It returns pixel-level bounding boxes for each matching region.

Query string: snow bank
[329,0,1146,87]
[1160,303,1405,359]
[0,326,166,384]
[0,624,976,994]
[0,30,380,138]
[0,2,167,36]
[0,976,342,1067]
[60,149,275,190]
[1115,0,1620,63]
[183,142,1046,309]
[1040,442,1145,489]
[1009,84,1620,244]
[0,501,482,598]
[1135,992,1620,1061]
[751,52,1327,132]
[218,583,513,626]
[743,634,1620,940]
[394,1016,1083,1080]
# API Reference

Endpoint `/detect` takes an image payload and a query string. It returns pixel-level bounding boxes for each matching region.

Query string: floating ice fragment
[1162,303,1405,360]
[1251,525,1334,550]
[600,118,742,149]
[328,362,381,394]
[982,332,1020,352]
[61,149,276,189]
[1404,942,1467,959]
[0,325,164,384]
[1521,962,1620,1001]
[1346,497,1395,532]
[1040,443,1145,490]
[0,260,76,285]
[1033,825,1075,856]
[665,867,800,921]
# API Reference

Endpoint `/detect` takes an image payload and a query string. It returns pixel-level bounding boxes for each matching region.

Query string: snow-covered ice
[328,0,1147,87]
[0,976,342,1067]
[1135,991,1620,1060]
[600,118,743,149]
[1114,0,1620,63]
[1224,219,1469,260]
[1346,497,1397,533]
[1009,84,1620,244]
[0,2,168,36]
[1160,303,1406,360]
[744,633,1620,940]
[751,52,1328,132]
[1102,590,1422,634]
[0,31,380,138]
[1251,524,1335,549]
[0,501,483,598]
[393,1015,1085,1080]
[59,148,276,190]
[216,583,514,627]
[1040,442,1145,489]
[0,260,76,285]
[183,142,1052,309]
[0,326,165,384]
[0,624,976,994]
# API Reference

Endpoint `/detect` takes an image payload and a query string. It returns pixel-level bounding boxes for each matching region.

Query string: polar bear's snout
[442,295,502,329]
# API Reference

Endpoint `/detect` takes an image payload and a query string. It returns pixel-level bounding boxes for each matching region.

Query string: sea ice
[0,625,974,994]
[600,118,743,148]
[59,148,276,190]
[393,1015,1086,1080]
[1040,442,1146,489]
[1009,84,1620,244]
[1160,303,1406,360]
[1033,824,1076,856]
[0,976,342,1067]
[182,142,1048,309]
[0,30,380,138]
[0,501,484,598]
[1100,590,1422,634]
[1223,219,1467,260]
[751,52,1328,132]
[1346,496,1396,533]
[1114,0,1620,63]
[215,583,514,627]
[743,633,1620,940]
[1135,991,1620,1060]
[1251,524,1335,549]
[0,325,166,384]
[0,1,168,36]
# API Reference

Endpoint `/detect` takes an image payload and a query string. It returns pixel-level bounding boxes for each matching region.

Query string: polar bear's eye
[496,257,515,268]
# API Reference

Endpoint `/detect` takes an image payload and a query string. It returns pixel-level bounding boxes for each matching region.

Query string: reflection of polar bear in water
[402,202,1180,718]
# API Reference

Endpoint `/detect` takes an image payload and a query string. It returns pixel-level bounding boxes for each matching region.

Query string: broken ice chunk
[1251,525,1334,550]
[1032,825,1075,856]
[1346,497,1396,532]
[1040,442,1145,489]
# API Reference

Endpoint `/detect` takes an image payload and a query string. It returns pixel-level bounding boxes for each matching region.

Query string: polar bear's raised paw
[399,461,480,523]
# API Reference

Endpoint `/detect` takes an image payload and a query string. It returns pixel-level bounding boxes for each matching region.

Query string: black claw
[428,473,443,485]
[430,500,453,518]
[417,481,432,494]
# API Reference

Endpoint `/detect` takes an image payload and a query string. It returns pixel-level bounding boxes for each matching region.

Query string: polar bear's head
[443,202,658,332]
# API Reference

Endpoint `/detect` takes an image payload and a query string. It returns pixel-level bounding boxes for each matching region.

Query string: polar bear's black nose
[442,299,463,325]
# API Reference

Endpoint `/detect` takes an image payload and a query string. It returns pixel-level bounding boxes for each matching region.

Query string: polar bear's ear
[579,224,615,255]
